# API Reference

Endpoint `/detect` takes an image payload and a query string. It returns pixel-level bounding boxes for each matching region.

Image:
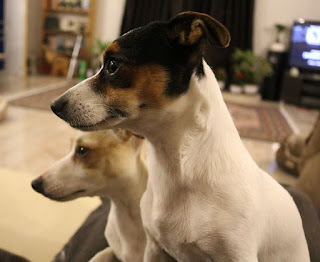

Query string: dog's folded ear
[167,11,230,48]
[130,135,144,152]
[114,129,144,142]
[113,129,132,141]
[114,129,144,151]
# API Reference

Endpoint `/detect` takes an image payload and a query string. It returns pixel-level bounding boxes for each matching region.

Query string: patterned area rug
[226,103,293,142]
[10,84,292,142]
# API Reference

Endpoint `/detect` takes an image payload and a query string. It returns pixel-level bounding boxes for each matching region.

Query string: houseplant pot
[244,83,259,95]
[230,84,243,94]
[214,68,227,90]
[270,24,287,52]
[230,71,245,94]
[232,49,273,96]
[217,80,225,90]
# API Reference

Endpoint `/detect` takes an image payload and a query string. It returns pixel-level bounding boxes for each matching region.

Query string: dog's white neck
[107,152,147,221]
[103,148,147,262]
[143,61,258,194]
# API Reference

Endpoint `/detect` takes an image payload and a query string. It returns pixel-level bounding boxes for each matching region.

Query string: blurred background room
[0,0,319,261]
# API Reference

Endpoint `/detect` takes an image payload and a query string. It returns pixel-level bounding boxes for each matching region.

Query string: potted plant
[230,49,247,94]
[270,23,287,52]
[247,56,273,94]
[232,49,272,95]
[230,72,245,93]
[275,24,286,43]
[214,68,227,90]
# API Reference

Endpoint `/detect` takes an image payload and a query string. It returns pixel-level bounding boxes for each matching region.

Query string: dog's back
[255,171,309,261]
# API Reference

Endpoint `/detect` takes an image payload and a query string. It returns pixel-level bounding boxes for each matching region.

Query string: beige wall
[5,0,27,77]
[253,0,320,55]
[94,0,126,42]
[95,0,320,56]
[4,0,126,76]
[27,0,42,60]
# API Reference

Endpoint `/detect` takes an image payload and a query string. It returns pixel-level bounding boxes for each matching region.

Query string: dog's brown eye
[76,146,90,158]
[107,59,121,75]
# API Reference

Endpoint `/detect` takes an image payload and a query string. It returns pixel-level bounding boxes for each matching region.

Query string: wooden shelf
[42,45,88,58]
[40,0,96,75]
[45,8,89,15]
[44,29,89,35]
[42,45,72,56]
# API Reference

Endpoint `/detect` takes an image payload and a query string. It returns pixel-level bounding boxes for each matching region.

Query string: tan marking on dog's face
[73,131,131,173]
[99,63,173,118]
[33,130,144,201]
[135,65,172,106]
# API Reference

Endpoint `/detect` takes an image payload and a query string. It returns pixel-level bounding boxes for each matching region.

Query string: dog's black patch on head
[95,12,230,97]
[100,21,206,96]
[98,60,133,91]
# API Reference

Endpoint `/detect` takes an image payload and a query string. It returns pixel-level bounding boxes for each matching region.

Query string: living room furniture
[260,51,288,101]
[40,0,95,75]
[281,72,320,108]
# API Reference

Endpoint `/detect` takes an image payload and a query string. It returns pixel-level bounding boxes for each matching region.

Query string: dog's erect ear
[167,11,230,48]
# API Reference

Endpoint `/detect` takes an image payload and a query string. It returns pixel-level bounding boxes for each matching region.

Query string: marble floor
[0,73,65,98]
[0,75,319,261]
[0,76,100,262]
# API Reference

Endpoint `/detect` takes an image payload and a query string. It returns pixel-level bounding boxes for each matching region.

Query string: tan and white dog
[31,130,147,262]
[50,12,310,262]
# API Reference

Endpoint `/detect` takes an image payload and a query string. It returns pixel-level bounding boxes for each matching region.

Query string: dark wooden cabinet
[281,72,320,108]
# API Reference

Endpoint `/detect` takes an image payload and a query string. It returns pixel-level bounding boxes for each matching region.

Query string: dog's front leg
[213,247,259,262]
[144,236,176,262]
[88,247,120,262]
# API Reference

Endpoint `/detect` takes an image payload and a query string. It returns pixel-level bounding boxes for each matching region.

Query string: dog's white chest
[141,187,225,262]
[139,64,310,261]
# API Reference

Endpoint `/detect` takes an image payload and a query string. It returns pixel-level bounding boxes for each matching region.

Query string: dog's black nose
[31,177,44,194]
[51,98,68,116]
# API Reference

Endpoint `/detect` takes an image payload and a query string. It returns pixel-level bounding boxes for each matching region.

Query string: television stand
[281,72,320,109]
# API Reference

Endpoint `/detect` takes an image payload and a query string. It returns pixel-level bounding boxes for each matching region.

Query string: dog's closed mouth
[70,117,113,129]
[50,189,87,201]
[70,109,129,130]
